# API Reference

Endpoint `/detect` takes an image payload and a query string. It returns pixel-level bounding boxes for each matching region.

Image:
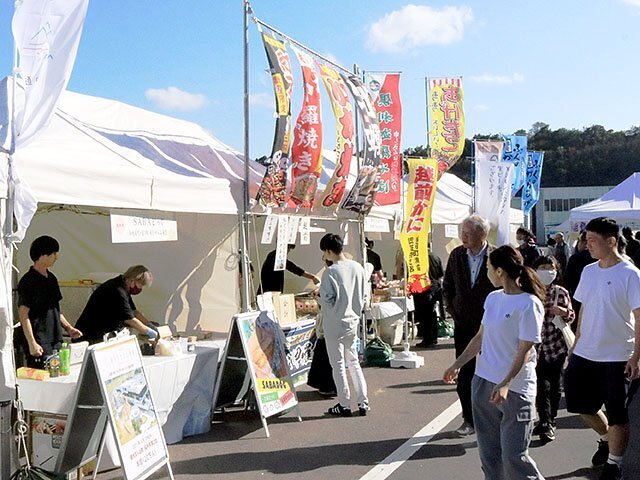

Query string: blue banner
[522,151,544,215]
[502,135,528,195]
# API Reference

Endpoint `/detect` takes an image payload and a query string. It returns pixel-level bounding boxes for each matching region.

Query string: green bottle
[59,343,71,376]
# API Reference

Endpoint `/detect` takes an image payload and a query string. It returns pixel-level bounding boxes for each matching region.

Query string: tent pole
[240,0,252,311]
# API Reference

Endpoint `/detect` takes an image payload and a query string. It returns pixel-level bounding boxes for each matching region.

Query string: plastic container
[59,343,71,376]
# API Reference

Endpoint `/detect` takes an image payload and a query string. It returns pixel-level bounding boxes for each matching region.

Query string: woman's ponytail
[517,265,546,302]
[489,245,546,302]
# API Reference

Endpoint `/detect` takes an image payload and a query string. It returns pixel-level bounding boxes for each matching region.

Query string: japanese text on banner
[400,158,439,293]
[428,77,465,177]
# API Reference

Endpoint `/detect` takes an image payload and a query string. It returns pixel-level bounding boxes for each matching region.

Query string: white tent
[569,173,640,222]
[9,90,273,341]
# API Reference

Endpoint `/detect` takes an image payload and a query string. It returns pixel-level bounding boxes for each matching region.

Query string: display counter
[18,342,221,471]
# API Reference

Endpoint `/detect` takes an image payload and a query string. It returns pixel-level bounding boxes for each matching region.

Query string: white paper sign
[261,215,278,244]
[475,159,514,246]
[299,217,311,245]
[445,224,459,238]
[341,223,349,246]
[287,216,301,244]
[110,214,177,244]
[274,216,289,271]
[364,217,390,233]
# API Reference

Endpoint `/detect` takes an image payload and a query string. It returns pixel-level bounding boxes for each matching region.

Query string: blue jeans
[472,375,545,480]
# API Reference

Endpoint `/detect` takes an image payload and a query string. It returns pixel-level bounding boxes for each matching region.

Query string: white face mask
[536,269,557,286]
[517,239,526,246]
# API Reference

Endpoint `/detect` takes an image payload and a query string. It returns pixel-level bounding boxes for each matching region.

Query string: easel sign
[55,336,173,480]
[214,311,301,437]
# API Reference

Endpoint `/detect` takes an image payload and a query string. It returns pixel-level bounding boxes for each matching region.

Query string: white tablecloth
[18,343,220,445]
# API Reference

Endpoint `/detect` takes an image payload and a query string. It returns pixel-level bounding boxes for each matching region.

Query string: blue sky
[2,0,640,156]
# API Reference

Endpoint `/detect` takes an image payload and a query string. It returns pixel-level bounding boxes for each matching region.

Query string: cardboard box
[272,293,297,326]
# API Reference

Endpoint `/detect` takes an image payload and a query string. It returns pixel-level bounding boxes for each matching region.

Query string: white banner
[110,214,178,244]
[261,214,278,244]
[364,216,390,233]
[445,224,459,238]
[274,216,289,271]
[475,158,514,246]
[287,216,301,244]
[12,0,89,148]
[299,217,310,245]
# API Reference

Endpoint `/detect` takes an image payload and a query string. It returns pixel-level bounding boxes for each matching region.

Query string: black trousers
[413,287,442,345]
[454,325,479,426]
[536,355,566,425]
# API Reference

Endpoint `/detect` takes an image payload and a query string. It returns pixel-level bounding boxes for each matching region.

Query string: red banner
[288,47,323,208]
[317,64,354,210]
[371,73,402,206]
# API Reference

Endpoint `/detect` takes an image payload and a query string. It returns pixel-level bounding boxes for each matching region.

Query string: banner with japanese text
[522,151,544,215]
[369,73,402,206]
[400,158,438,294]
[289,46,323,208]
[501,135,528,196]
[339,73,382,215]
[475,150,514,245]
[255,27,294,208]
[317,64,355,210]
[427,77,465,177]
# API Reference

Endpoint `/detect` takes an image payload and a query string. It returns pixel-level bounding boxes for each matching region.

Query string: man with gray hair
[74,265,158,344]
[443,214,497,436]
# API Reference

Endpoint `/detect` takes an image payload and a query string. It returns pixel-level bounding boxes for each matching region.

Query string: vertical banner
[369,73,402,206]
[475,148,514,246]
[289,46,323,208]
[274,215,289,271]
[317,64,355,210]
[501,135,528,196]
[261,214,279,244]
[522,151,544,215]
[287,216,301,244]
[427,77,465,177]
[11,0,89,148]
[299,217,311,245]
[255,27,294,208]
[339,73,382,215]
[400,158,438,294]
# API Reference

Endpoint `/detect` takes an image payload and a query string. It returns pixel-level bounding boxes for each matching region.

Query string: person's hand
[29,341,44,357]
[490,382,510,404]
[146,328,158,340]
[311,288,320,298]
[443,365,460,384]
[312,276,320,285]
[550,305,565,316]
[625,354,640,380]
[65,325,83,339]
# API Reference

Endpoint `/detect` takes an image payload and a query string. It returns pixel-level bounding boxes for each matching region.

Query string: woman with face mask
[531,255,575,444]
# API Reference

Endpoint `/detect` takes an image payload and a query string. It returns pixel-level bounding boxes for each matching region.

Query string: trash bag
[11,466,63,480]
[365,337,393,367]
[437,317,454,338]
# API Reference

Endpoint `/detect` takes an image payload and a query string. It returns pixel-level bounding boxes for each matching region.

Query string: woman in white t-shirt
[444,245,546,480]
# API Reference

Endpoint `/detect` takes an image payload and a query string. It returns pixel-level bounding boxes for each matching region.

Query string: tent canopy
[569,173,640,222]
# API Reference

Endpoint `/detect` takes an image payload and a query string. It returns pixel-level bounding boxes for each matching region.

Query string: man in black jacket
[443,214,496,436]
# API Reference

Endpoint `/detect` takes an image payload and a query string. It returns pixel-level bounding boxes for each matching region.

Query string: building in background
[534,185,614,238]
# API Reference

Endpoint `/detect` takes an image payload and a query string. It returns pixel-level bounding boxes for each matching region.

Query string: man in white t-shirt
[564,217,640,480]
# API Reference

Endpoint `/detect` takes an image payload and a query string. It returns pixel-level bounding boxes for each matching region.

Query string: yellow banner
[400,158,439,293]
[428,78,465,176]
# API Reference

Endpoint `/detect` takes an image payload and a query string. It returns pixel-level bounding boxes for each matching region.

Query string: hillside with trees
[404,123,640,188]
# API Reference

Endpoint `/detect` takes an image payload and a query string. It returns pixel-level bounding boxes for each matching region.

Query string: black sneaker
[592,440,609,467]
[532,422,544,436]
[327,403,352,417]
[358,402,371,416]
[599,462,622,480]
[540,423,556,443]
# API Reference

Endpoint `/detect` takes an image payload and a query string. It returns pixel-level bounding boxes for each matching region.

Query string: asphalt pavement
[96,338,639,480]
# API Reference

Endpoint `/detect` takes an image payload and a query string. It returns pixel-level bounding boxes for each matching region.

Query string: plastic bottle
[59,343,71,376]
[49,350,60,378]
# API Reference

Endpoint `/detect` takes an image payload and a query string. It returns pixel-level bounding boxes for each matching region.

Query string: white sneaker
[455,421,475,436]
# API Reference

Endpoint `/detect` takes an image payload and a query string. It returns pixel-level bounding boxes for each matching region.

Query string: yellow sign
[428,78,465,175]
[400,157,439,293]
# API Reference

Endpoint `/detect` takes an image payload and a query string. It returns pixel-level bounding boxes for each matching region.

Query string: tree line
[404,123,640,188]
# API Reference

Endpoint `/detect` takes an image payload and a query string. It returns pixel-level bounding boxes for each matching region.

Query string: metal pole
[424,77,430,151]
[240,0,252,311]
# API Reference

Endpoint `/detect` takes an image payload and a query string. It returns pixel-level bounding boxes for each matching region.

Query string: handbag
[365,337,393,367]
[551,289,575,349]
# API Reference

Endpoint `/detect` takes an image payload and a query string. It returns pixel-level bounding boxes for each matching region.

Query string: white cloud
[473,104,491,111]
[249,92,274,109]
[469,73,525,85]
[366,4,474,53]
[623,0,640,7]
[145,86,208,111]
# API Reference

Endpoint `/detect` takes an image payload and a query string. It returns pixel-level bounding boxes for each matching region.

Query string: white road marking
[359,400,462,480]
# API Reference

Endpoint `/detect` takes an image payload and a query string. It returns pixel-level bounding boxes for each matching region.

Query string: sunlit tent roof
[569,173,640,222]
